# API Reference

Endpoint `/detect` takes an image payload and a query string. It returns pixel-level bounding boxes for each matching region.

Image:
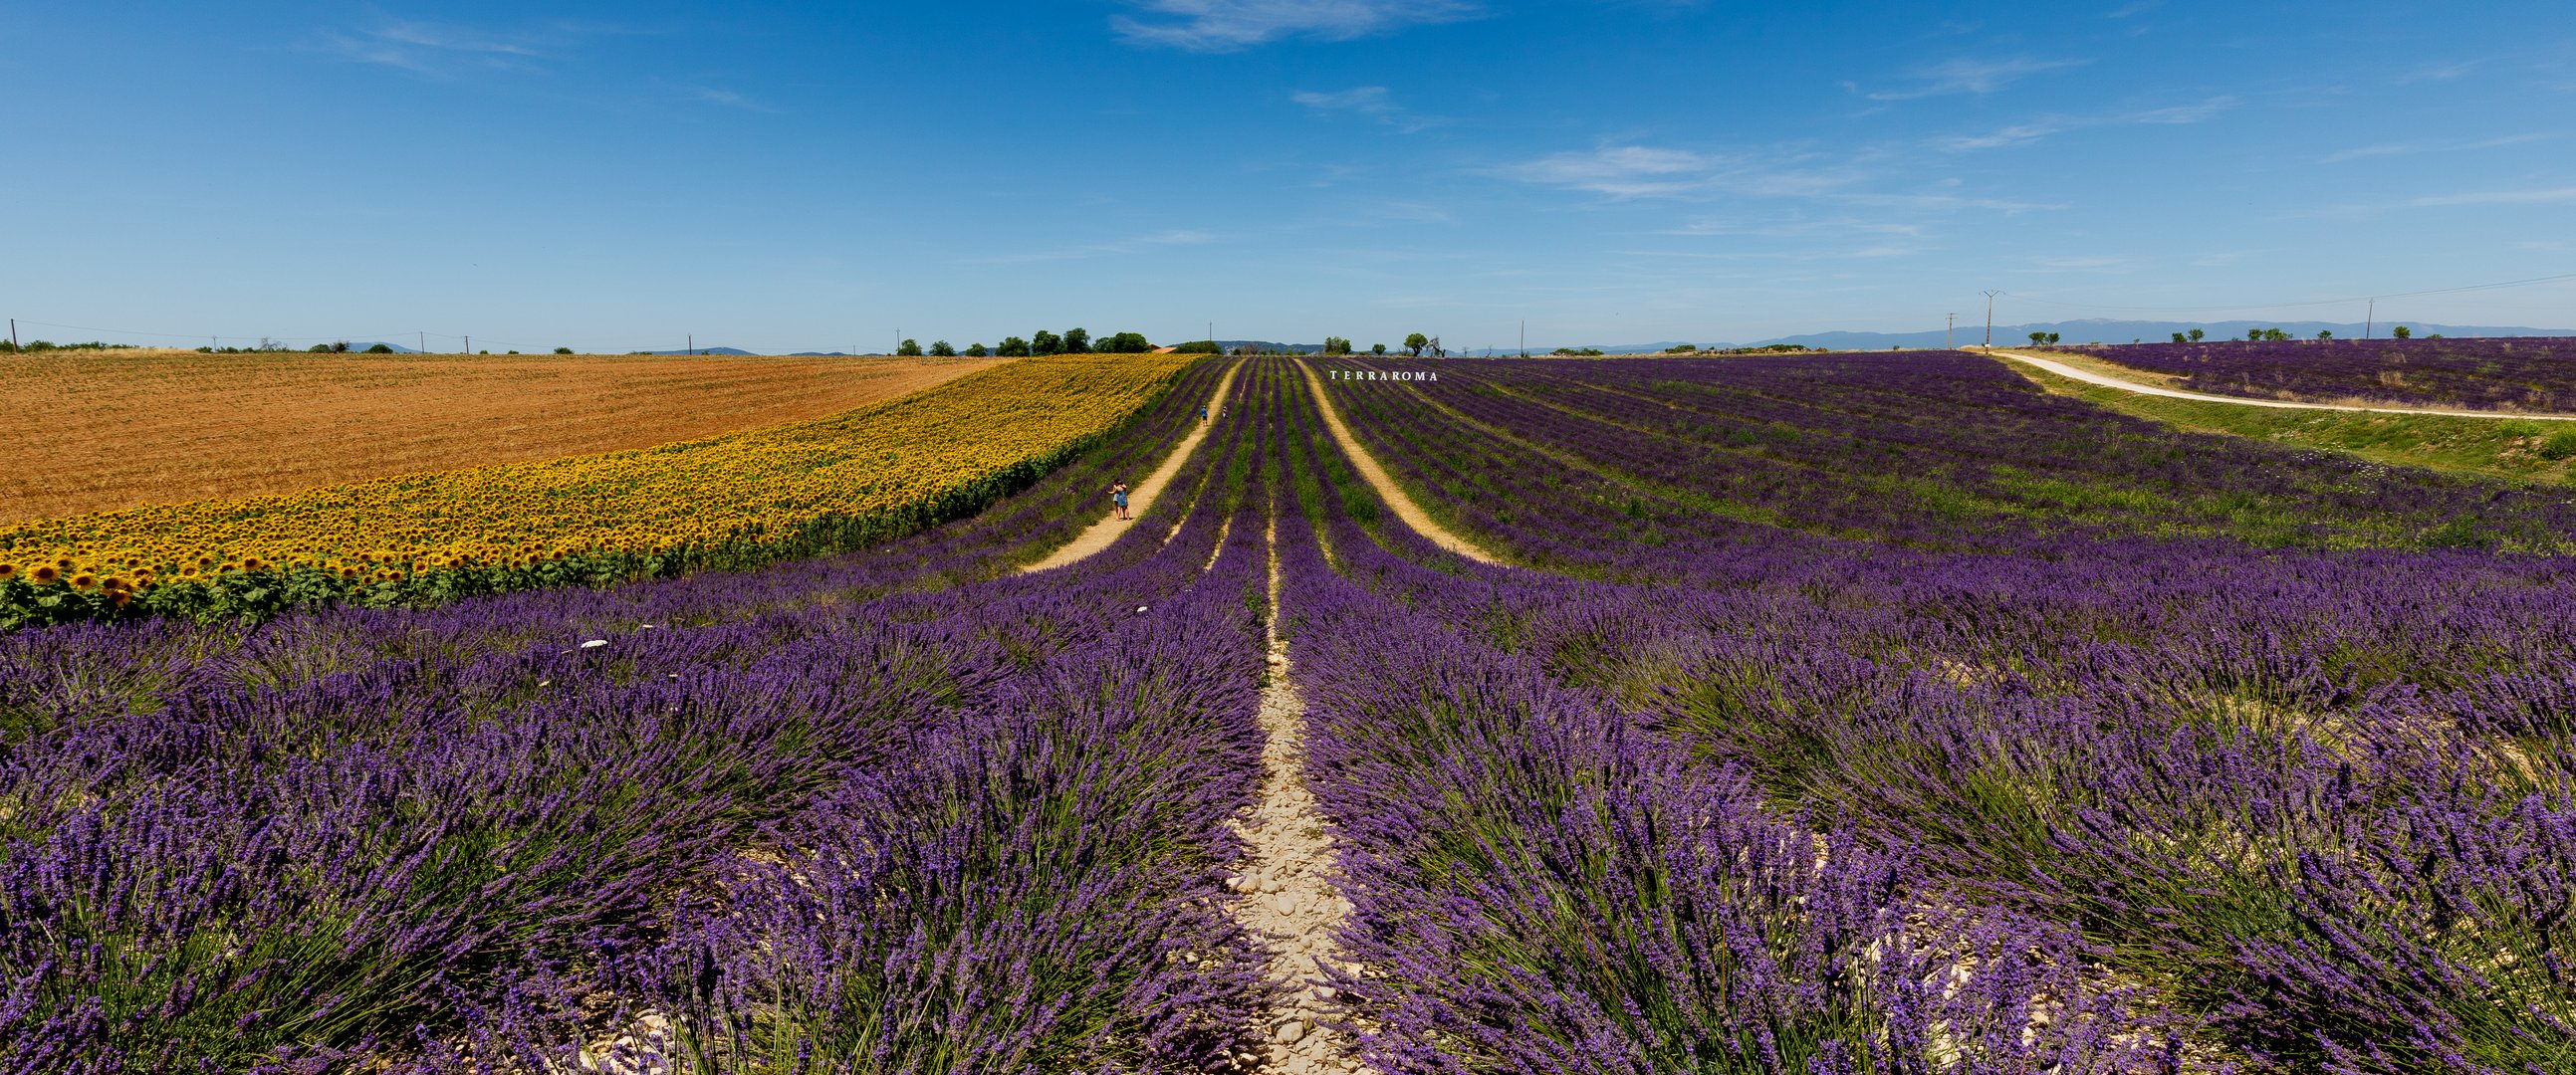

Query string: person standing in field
[1198,404,1207,422]
[1111,482,1130,521]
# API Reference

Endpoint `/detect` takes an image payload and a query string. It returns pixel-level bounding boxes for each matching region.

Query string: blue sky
[4,1,2571,352]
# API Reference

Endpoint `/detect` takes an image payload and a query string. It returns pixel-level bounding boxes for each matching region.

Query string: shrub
[365,343,394,353]
[2538,429,2576,461]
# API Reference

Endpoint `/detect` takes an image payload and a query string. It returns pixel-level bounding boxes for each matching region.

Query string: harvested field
[0,350,1001,524]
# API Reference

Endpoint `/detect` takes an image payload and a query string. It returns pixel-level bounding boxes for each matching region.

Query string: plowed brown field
[1,350,1001,525]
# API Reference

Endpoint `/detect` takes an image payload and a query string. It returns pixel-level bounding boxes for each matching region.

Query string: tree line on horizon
[899,327,1157,358]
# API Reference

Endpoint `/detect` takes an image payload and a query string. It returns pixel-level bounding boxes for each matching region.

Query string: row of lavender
[1339,350,2576,559]
[2,362,1288,1070]
[2069,336,2576,413]
[1304,354,2575,1073]
[1269,363,2176,1072]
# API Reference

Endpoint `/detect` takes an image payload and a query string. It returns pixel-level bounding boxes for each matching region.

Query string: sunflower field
[0,352,1196,625]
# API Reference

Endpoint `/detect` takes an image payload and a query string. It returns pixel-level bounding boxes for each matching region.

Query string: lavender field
[2070,336,2576,413]
[7,352,2575,1073]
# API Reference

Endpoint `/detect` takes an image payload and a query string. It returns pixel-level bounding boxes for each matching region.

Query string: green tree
[2393,324,2413,339]
[364,343,394,353]
[1061,327,1090,353]
[1096,331,1153,353]
[928,339,957,356]
[2029,331,2048,346]
[2188,328,2205,342]
[965,342,991,356]
[1370,343,1387,355]
[1031,329,1063,356]
[554,346,575,354]
[2045,332,2061,344]
[2172,332,2188,343]
[897,338,924,356]
[1322,335,1353,355]
[1404,332,1430,357]
[2248,328,2264,341]
[996,336,1032,357]
[1172,339,1222,354]
[2316,329,2334,340]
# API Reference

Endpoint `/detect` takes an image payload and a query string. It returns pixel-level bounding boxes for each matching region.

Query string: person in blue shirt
[1110,482,1130,521]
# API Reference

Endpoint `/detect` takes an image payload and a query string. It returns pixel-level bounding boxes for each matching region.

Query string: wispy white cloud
[1293,86,1394,111]
[1113,0,1477,52]
[2128,99,2234,123]
[975,229,1220,264]
[1501,142,2062,222]
[1502,145,1860,200]
[2396,59,2479,84]
[687,86,772,111]
[2319,132,2554,163]
[1934,97,2234,151]
[312,19,547,73]
[2405,187,2576,207]
[2037,255,2125,271]
[1863,57,2089,102]
[1292,85,1440,131]
[1836,191,2063,212]
[2106,1,2162,18]
[1665,217,1927,239]
[1504,145,1723,197]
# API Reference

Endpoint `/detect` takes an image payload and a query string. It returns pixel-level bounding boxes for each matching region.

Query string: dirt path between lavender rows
[1021,361,1242,573]
[1988,348,2576,421]
[1291,360,1499,564]
[1218,512,1362,1075]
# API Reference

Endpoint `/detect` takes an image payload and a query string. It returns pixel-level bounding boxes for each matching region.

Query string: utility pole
[419,330,426,354]
[688,333,694,356]
[2365,299,2375,340]
[8,319,16,350]
[1947,313,1957,350]
[1520,320,1526,357]
[1981,291,2003,349]
[464,335,470,354]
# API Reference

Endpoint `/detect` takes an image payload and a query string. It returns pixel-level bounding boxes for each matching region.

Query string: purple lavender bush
[2069,336,2576,412]
[1,364,1270,1071]
[1309,352,2576,1072]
